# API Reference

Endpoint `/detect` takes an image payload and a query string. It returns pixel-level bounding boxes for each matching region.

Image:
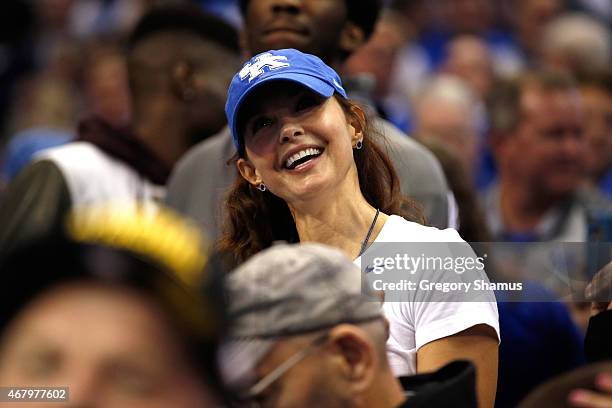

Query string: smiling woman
[219,49,500,408]
[237,83,380,213]
[220,50,420,262]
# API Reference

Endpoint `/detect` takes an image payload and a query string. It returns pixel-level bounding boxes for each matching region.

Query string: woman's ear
[236,158,261,186]
[348,103,366,145]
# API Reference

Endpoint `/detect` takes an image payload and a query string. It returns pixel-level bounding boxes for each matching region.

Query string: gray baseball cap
[221,243,383,385]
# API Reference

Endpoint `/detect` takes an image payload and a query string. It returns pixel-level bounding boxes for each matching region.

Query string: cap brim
[231,72,336,149]
[219,336,276,387]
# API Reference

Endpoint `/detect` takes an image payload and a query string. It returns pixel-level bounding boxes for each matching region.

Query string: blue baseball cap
[225,48,347,151]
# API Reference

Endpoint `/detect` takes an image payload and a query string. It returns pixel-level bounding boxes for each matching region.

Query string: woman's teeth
[285,148,322,169]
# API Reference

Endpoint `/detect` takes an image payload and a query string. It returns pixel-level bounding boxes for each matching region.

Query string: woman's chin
[281,178,331,204]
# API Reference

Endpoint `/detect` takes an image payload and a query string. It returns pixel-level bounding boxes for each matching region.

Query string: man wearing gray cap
[222,243,477,408]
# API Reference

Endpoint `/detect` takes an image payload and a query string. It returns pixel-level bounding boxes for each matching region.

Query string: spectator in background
[406,0,519,73]
[540,13,611,77]
[412,75,483,182]
[30,0,145,66]
[5,39,81,137]
[82,39,131,128]
[348,0,515,133]
[0,205,225,408]
[343,8,411,122]
[415,137,584,408]
[358,0,431,131]
[0,71,78,185]
[441,35,495,100]
[505,0,564,69]
[1,39,131,185]
[416,0,506,72]
[516,262,612,408]
[484,71,605,407]
[484,71,611,242]
[439,35,498,190]
[577,71,612,199]
[166,0,454,244]
[0,12,87,185]
[0,0,150,173]
[415,91,588,406]
[0,5,241,258]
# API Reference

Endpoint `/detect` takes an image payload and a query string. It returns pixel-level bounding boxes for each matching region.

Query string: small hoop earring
[355,139,363,150]
[257,183,267,192]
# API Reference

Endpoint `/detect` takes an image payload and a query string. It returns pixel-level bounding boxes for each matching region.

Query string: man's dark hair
[238,0,381,40]
[487,70,577,136]
[127,4,239,53]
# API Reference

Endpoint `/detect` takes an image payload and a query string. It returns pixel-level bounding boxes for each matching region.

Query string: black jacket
[397,360,477,408]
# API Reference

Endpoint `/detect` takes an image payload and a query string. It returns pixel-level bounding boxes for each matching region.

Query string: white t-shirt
[37,142,164,211]
[355,215,500,376]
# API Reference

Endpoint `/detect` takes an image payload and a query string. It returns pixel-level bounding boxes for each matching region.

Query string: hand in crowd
[568,373,612,408]
[567,262,612,408]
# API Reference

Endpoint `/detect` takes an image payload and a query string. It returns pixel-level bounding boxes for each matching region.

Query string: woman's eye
[295,94,320,112]
[251,116,273,134]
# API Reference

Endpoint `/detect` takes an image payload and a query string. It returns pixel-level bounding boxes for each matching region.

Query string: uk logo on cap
[239,53,290,83]
[226,49,347,150]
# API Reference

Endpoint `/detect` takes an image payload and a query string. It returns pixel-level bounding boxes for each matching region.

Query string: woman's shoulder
[378,215,464,243]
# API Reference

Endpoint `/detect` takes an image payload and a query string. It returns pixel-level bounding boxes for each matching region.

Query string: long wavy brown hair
[219,95,424,263]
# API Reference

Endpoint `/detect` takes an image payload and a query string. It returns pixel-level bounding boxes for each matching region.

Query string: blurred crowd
[1,0,611,208]
[0,0,611,407]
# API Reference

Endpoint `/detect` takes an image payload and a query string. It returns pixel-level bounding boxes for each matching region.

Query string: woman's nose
[278,117,305,143]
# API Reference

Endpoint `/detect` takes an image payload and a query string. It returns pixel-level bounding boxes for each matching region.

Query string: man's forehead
[521,86,582,115]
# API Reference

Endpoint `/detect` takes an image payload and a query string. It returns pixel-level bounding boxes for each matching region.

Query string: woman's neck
[290,191,388,260]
